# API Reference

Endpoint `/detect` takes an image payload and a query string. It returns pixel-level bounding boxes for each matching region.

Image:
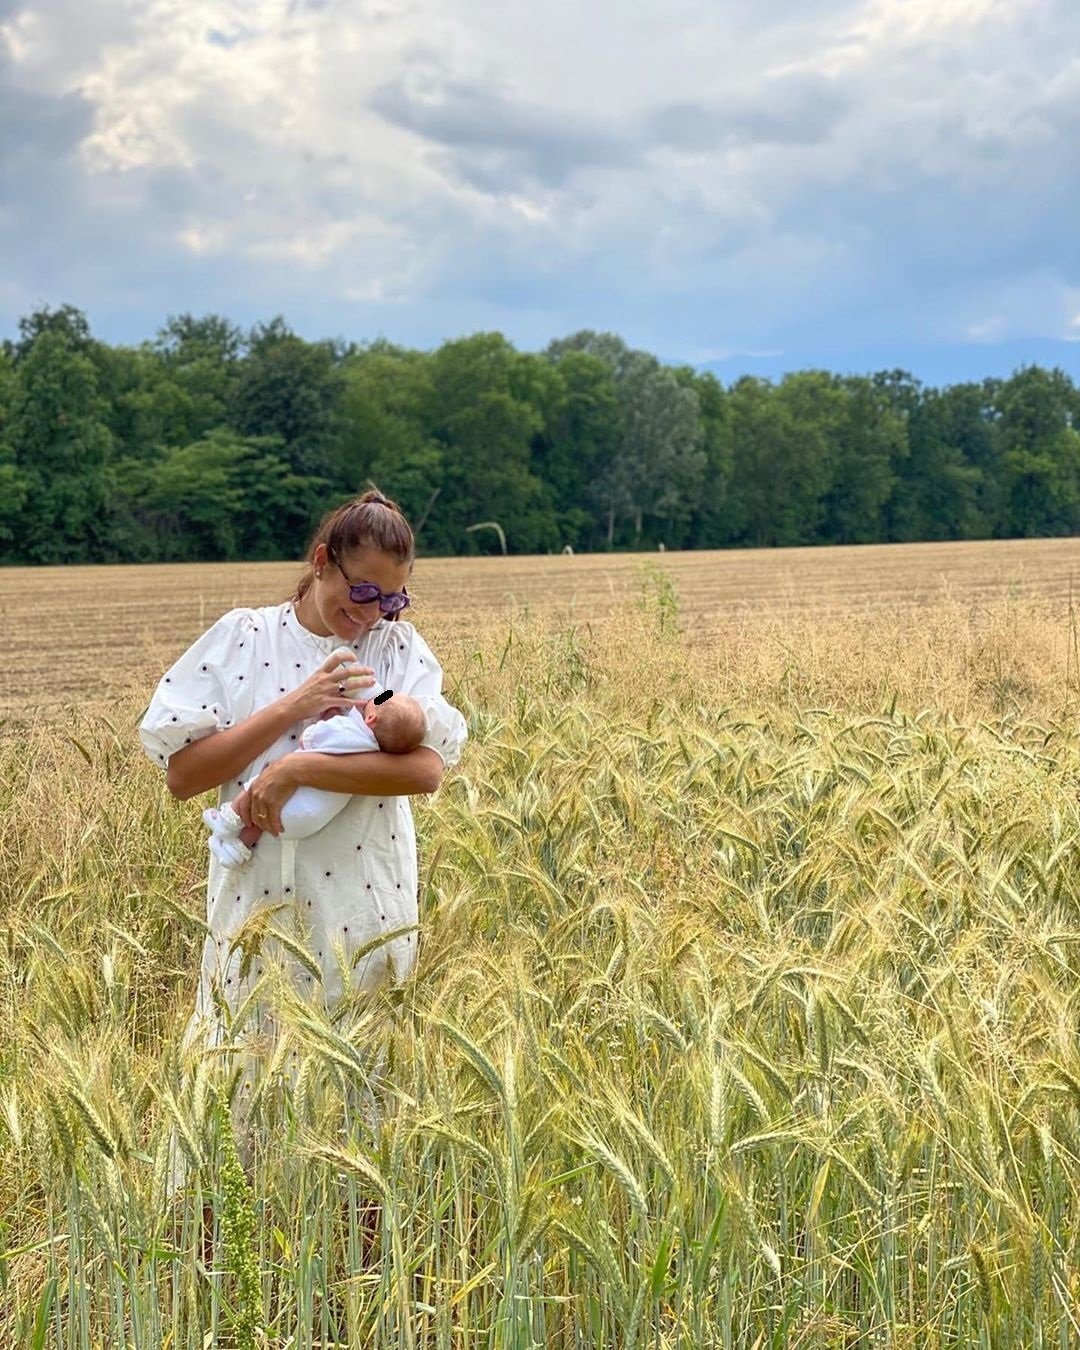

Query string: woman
[140,489,467,1120]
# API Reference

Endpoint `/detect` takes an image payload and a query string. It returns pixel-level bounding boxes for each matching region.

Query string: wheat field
[3,541,1080,1347]
[5,535,1080,715]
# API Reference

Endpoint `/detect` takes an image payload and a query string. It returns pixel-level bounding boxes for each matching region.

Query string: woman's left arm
[246,747,442,834]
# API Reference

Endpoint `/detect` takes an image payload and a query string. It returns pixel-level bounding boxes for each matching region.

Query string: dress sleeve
[384,622,468,771]
[139,608,260,769]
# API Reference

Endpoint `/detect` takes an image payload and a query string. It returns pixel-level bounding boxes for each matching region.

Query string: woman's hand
[284,648,376,722]
[245,756,301,836]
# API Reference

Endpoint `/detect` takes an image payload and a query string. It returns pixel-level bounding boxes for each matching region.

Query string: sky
[3,0,1080,386]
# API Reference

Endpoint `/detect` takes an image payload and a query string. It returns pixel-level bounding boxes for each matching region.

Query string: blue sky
[3,0,1080,387]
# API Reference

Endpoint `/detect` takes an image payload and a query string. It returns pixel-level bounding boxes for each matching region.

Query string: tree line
[2,304,1080,565]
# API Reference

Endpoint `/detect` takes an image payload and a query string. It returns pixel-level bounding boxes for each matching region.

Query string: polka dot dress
[140,602,468,1055]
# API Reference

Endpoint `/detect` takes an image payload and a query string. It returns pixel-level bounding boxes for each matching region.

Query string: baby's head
[361,692,425,754]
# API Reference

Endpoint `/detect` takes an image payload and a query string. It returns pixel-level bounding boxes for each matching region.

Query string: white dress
[139,601,468,1063]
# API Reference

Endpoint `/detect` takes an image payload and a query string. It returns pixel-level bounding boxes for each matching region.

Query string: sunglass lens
[346,582,407,611]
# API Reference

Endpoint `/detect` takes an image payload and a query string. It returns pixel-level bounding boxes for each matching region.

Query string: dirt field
[3,537,1080,715]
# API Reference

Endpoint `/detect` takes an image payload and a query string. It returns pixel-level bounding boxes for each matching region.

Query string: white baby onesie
[204,679,389,867]
[286,696,386,834]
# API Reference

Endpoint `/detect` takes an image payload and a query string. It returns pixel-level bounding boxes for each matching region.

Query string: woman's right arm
[166,697,305,799]
[155,644,377,799]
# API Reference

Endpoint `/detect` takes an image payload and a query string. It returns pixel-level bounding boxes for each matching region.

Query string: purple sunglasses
[334,559,410,614]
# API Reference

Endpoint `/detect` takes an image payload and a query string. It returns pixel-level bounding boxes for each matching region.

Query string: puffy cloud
[0,0,1078,379]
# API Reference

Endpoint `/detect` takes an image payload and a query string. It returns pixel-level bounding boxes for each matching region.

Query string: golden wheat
[2,562,1080,1345]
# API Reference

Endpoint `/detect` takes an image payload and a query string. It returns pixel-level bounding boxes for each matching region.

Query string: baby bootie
[203,803,245,837]
[208,833,253,870]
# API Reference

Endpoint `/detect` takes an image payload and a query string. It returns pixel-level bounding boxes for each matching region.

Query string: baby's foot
[203,802,245,839]
[208,833,253,870]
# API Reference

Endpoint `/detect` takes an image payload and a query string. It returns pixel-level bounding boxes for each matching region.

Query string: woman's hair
[292,488,415,621]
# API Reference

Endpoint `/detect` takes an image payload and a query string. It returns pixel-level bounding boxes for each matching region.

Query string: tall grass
[3,573,1080,1347]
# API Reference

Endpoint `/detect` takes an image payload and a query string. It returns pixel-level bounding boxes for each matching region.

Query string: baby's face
[360,693,424,751]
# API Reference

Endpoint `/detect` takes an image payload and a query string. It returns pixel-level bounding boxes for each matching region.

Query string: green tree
[936,380,1005,535]
[816,375,907,544]
[726,376,833,547]
[530,349,620,550]
[0,453,29,562]
[6,328,115,563]
[675,367,734,549]
[143,430,328,561]
[0,341,15,446]
[95,344,201,461]
[878,374,986,542]
[425,333,552,555]
[546,331,705,547]
[231,318,345,479]
[993,366,1080,535]
[0,344,36,559]
[619,353,704,545]
[15,304,94,359]
[335,342,444,532]
[154,313,245,442]
[8,302,1080,563]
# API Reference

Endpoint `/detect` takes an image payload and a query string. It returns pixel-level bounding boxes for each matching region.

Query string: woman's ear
[313,542,328,570]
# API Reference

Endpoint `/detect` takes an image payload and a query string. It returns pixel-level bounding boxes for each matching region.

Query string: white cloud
[0,10,38,64]
[176,223,222,256]
[847,0,1027,48]
[1,0,1079,370]
[966,317,1007,342]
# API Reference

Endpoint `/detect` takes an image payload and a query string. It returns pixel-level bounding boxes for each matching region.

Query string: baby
[203,647,427,870]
